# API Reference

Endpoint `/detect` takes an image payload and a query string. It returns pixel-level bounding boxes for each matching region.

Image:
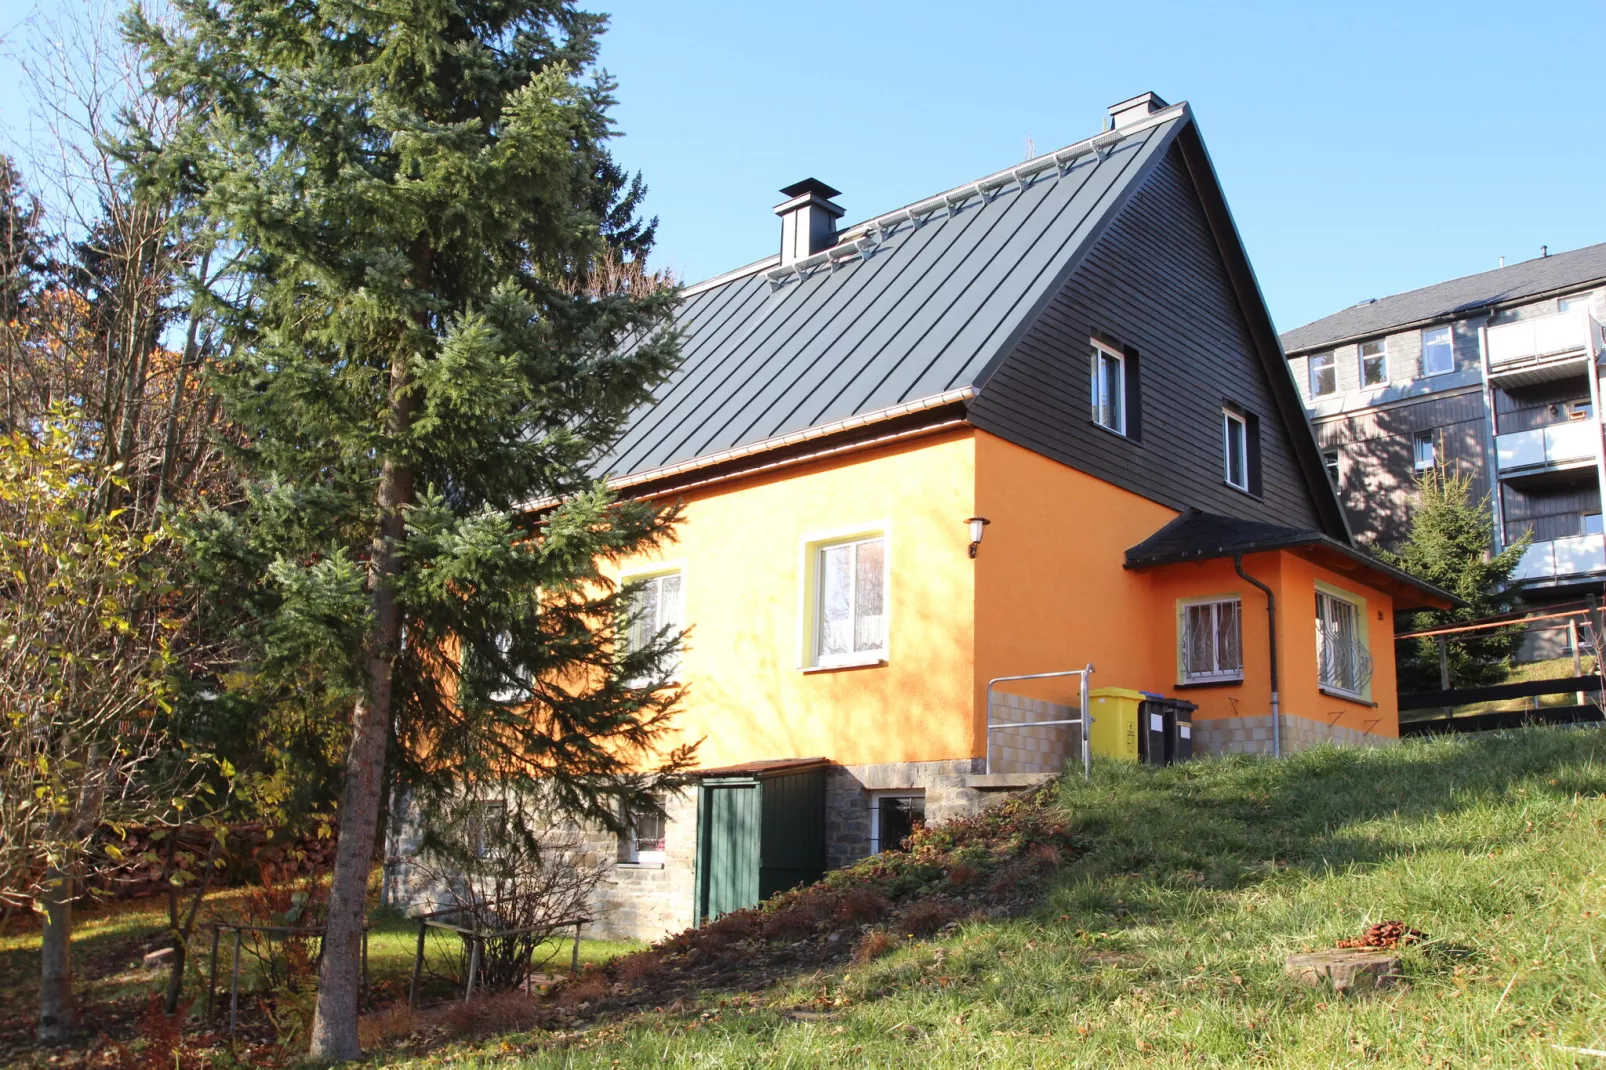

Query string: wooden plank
[1398,674,1601,711]
[1401,704,1603,734]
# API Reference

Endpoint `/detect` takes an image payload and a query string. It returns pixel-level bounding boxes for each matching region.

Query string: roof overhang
[1126,532,1460,610]
[691,757,831,779]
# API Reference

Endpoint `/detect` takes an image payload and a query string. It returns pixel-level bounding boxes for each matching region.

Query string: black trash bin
[1168,699,1196,763]
[1138,695,1198,766]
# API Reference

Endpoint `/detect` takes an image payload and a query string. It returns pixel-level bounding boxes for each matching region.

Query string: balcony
[1487,311,1599,382]
[1513,533,1606,583]
[1494,420,1599,480]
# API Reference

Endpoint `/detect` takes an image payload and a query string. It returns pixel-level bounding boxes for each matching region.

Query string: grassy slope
[398,728,1606,1069]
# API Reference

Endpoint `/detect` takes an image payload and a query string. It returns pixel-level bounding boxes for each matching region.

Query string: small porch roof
[690,757,831,779]
[1124,508,1460,611]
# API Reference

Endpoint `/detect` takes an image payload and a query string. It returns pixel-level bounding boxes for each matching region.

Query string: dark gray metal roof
[600,112,1187,480]
[1282,242,1606,354]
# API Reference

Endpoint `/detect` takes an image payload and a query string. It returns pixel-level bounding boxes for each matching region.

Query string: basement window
[869,792,925,854]
[618,795,666,866]
[1179,598,1242,684]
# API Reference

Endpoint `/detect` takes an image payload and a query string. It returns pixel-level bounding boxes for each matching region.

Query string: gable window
[869,792,924,854]
[815,536,886,666]
[1359,339,1388,387]
[1322,449,1341,487]
[618,795,666,866]
[1421,327,1453,376]
[1180,598,1242,684]
[1309,352,1336,397]
[625,570,684,680]
[1315,588,1373,699]
[1412,429,1436,471]
[1223,410,1249,491]
[1090,342,1126,435]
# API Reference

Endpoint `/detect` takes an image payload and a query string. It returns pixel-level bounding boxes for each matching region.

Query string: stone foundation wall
[1191,714,1394,755]
[824,757,987,870]
[380,789,698,945]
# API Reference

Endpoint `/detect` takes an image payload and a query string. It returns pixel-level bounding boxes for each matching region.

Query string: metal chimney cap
[778,178,842,200]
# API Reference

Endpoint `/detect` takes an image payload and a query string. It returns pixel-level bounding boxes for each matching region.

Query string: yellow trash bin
[1088,687,1142,761]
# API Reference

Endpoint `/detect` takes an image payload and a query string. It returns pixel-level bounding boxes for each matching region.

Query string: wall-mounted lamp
[966,516,991,558]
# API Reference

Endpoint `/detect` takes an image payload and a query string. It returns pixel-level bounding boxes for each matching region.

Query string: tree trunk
[37,870,77,1044]
[308,246,428,1061]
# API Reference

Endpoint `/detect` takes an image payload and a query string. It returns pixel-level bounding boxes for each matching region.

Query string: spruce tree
[126,3,693,1058]
[1382,465,1530,691]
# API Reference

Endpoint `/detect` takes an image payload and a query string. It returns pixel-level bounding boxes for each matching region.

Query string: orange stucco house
[397,93,1453,939]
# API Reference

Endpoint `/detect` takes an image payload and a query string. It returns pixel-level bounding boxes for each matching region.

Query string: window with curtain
[1315,589,1372,696]
[816,536,886,665]
[625,571,683,680]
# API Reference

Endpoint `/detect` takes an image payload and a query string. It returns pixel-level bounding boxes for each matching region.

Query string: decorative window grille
[1360,339,1388,386]
[1421,326,1453,376]
[817,537,886,664]
[1309,352,1336,396]
[625,571,683,680]
[1315,590,1373,696]
[1181,599,1243,683]
[1090,344,1126,434]
[618,795,666,865]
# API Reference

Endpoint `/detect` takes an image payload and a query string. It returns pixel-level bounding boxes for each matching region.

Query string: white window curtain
[1316,590,1372,695]
[818,537,885,663]
[627,572,683,678]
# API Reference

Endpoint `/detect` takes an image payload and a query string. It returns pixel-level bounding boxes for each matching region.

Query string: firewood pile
[1335,920,1427,950]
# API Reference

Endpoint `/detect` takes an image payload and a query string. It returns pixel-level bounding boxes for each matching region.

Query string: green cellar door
[700,782,760,922]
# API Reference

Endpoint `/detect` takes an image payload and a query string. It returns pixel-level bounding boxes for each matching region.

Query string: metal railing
[984,664,1094,778]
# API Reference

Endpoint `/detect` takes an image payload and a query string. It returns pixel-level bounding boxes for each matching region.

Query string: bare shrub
[898,899,959,937]
[613,951,662,985]
[409,793,609,995]
[853,930,897,963]
[838,886,890,923]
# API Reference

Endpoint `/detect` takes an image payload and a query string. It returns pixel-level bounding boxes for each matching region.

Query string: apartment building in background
[1282,244,1606,620]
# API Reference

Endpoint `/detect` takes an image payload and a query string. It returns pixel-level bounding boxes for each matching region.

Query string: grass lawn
[384,727,1606,1068]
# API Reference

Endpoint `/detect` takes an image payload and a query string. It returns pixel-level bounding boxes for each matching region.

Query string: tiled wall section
[824,757,986,871]
[986,692,1075,774]
[1192,714,1395,755]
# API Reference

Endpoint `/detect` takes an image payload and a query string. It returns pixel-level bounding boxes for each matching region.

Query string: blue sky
[3,0,1602,332]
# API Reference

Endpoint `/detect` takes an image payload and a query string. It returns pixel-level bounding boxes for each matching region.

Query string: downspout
[1233,554,1281,758]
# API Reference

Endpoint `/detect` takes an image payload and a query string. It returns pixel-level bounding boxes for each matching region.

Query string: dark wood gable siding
[968,145,1324,529]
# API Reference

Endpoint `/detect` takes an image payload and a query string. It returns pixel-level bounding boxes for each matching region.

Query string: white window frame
[618,795,667,867]
[485,631,527,704]
[1223,409,1249,491]
[1420,326,1454,377]
[1178,596,1243,684]
[466,799,506,860]
[620,564,685,682]
[1412,429,1436,471]
[1308,352,1336,397]
[1359,339,1388,387]
[1090,341,1127,436]
[868,791,925,854]
[802,528,889,670]
[1315,585,1373,700]
[1322,449,1341,487]
[1559,292,1594,314]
